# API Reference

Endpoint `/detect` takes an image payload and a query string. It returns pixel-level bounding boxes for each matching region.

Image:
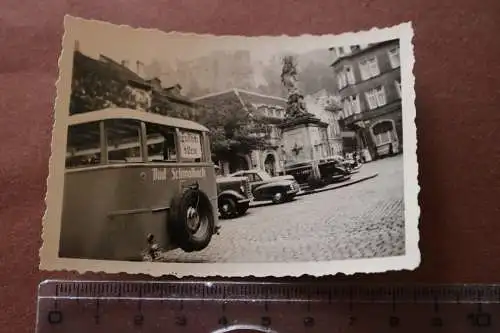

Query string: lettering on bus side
[152,168,168,182]
[152,167,206,182]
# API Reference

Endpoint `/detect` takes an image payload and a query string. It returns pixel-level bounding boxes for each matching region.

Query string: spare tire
[169,188,215,252]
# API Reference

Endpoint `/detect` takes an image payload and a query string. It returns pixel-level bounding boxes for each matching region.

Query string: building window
[345,66,355,85]
[372,121,395,146]
[388,47,400,68]
[375,86,386,106]
[359,56,380,80]
[351,95,361,114]
[337,71,347,90]
[343,95,361,116]
[343,98,352,117]
[365,86,387,110]
[395,80,402,98]
[337,65,355,89]
[338,47,345,56]
[374,131,392,146]
[350,45,361,52]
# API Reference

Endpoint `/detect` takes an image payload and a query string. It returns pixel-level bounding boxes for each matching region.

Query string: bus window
[106,119,143,163]
[66,121,101,168]
[145,123,177,162]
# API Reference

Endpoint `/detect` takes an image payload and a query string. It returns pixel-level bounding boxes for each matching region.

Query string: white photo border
[40,15,419,277]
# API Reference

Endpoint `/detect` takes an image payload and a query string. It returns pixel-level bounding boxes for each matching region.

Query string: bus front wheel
[169,188,215,252]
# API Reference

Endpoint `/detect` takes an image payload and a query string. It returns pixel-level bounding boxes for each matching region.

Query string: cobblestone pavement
[161,155,405,263]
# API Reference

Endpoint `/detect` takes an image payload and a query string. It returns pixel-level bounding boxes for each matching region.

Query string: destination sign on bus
[179,131,202,159]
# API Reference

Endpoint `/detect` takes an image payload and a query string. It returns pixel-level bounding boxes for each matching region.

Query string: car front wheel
[219,197,237,219]
[272,190,287,204]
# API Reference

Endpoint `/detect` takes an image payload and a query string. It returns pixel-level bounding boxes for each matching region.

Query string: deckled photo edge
[39,16,419,277]
[40,15,75,270]
[399,23,421,270]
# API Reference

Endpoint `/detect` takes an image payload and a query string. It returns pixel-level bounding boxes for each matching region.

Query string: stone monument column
[279,56,327,183]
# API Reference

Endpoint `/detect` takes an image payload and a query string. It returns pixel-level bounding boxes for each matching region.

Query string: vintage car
[215,164,252,219]
[60,107,220,262]
[285,158,351,190]
[341,153,363,173]
[329,154,362,173]
[228,169,300,204]
[216,175,253,219]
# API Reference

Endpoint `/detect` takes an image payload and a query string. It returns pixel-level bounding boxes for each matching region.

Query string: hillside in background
[143,48,339,98]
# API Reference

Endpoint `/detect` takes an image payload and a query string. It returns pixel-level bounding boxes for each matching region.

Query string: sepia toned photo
[40,16,419,277]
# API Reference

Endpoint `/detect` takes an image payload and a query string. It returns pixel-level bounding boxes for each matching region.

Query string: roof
[237,90,287,108]
[67,108,209,132]
[193,88,287,108]
[97,54,144,82]
[330,39,399,67]
[75,52,196,107]
[74,52,143,83]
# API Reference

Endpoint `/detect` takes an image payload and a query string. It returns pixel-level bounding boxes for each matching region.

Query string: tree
[192,97,271,162]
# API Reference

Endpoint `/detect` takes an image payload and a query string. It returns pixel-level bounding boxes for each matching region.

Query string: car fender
[218,189,246,202]
[254,181,293,193]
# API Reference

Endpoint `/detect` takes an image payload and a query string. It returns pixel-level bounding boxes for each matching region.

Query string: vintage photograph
[40,16,419,277]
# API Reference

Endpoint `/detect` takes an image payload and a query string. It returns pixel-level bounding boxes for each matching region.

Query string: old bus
[60,108,219,261]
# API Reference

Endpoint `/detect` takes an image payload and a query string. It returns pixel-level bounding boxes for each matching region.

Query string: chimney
[136,61,144,77]
[121,60,129,69]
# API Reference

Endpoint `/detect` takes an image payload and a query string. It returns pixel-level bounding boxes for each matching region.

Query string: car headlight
[240,185,245,193]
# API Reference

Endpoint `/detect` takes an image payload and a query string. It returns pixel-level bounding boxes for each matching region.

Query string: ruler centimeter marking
[37,280,500,333]
[38,281,500,302]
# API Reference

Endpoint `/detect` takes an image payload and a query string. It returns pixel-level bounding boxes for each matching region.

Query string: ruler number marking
[47,310,63,325]
[468,312,492,327]
[389,315,400,327]
[134,314,144,326]
[175,315,187,327]
[218,315,228,326]
[261,316,272,327]
[304,316,315,328]
[431,316,444,327]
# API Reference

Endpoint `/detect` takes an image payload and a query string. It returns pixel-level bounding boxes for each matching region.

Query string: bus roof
[67,108,209,132]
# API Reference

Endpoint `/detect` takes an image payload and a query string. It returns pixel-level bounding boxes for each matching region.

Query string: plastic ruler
[37,280,500,332]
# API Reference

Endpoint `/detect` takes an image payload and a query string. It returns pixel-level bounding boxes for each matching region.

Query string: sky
[66,17,405,96]
[74,28,335,70]
[68,17,401,71]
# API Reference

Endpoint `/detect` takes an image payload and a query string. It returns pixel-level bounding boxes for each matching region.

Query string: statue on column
[280,55,312,120]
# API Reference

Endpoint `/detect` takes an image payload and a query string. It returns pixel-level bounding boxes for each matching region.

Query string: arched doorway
[228,154,250,173]
[264,153,276,176]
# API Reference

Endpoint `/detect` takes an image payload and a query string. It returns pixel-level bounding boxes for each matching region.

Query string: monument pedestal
[279,114,329,165]
[279,114,329,186]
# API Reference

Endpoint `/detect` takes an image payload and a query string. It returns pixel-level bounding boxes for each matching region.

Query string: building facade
[193,89,288,176]
[330,40,402,161]
[303,89,344,157]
